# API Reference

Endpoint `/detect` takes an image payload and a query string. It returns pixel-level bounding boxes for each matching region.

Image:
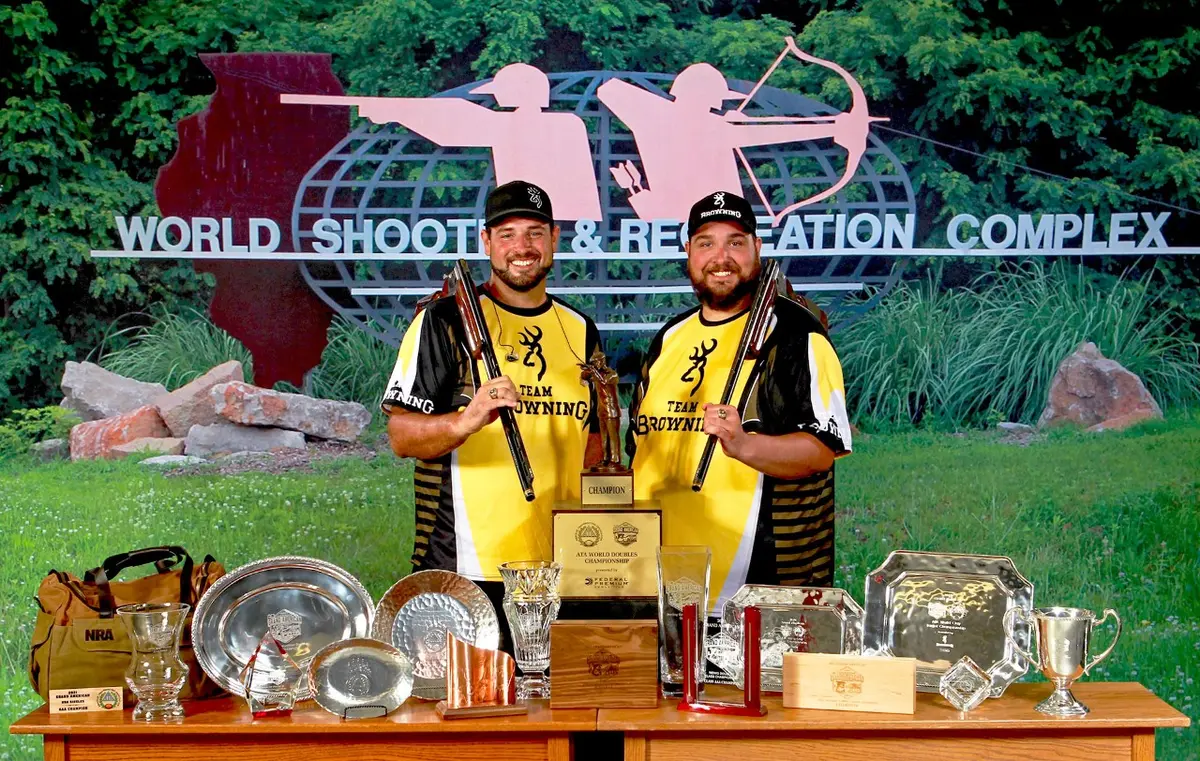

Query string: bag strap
[84,547,195,617]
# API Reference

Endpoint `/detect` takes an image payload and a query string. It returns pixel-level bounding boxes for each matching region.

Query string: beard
[690,259,760,310]
[492,256,551,292]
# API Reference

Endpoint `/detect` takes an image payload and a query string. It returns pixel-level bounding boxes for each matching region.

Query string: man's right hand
[455,376,519,437]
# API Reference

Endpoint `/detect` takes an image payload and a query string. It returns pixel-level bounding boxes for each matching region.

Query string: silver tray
[372,570,500,700]
[309,638,414,718]
[193,556,374,699]
[863,550,1033,696]
[707,585,864,692]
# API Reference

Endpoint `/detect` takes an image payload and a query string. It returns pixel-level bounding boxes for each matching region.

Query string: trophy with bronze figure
[551,349,660,600]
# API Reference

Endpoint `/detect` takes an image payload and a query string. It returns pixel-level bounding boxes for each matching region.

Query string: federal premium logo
[587,647,621,678]
[575,522,602,547]
[613,522,639,546]
[518,325,547,381]
[681,338,717,396]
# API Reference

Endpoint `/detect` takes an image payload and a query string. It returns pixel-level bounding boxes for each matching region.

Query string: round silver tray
[372,570,499,700]
[863,550,1034,696]
[193,556,374,699]
[309,638,414,718]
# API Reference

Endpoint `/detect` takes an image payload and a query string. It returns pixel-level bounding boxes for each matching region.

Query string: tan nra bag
[28,546,226,703]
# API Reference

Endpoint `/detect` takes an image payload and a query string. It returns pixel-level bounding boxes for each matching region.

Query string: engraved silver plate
[372,570,500,700]
[709,585,864,692]
[192,556,374,699]
[863,550,1034,696]
[309,638,414,718]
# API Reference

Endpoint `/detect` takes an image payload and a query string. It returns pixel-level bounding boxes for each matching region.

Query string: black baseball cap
[484,180,554,228]
[687,191,757,237]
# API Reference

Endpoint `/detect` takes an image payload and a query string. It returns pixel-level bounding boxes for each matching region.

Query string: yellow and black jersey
[626,298,851,612]
[382,291,599,582]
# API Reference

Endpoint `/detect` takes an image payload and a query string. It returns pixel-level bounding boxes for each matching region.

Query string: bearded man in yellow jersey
[627,191,852,613]
[382,180,600,632]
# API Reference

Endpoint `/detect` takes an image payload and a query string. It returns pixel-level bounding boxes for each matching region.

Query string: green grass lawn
[1,415,1197,759]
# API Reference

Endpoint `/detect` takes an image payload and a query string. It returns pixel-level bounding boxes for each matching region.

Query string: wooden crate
[549,619,658,709]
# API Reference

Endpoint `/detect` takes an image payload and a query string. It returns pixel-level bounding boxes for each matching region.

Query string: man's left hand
[702,403,752,461]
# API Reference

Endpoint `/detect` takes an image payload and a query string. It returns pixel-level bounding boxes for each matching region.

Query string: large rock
[69,405,172,460]
[155,360,245,437]
[32,438,69,462]
[1038,342,1163,430]
[184,422,306,457]
[60,362,167,422]
[110,437,186,457]
[211,381,371,442]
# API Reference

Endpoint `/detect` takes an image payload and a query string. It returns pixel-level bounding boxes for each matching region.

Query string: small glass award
[240,630,304,718]
[938,656,991,712]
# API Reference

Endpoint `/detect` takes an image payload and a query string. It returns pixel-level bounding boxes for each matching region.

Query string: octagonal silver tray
[372,570,500,700]
[309,638,414,718]
[863,550,1034,696]
[707,585,864,692]
[192,556,374,699]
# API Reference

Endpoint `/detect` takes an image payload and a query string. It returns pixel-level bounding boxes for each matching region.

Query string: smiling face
[685,220,762,312]
[482,216,558,292]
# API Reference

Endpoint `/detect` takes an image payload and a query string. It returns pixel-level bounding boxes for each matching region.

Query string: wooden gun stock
[447,260,536,502]
[691,259,786,492]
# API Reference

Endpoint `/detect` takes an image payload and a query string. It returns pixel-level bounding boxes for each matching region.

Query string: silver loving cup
[1003,606,1122,717]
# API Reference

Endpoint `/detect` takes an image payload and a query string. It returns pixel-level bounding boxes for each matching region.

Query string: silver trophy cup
[1003,606,1122,717]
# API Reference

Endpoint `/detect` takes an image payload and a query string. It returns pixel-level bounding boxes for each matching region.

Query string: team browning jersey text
[383,292,599,581]
[627,298,851,611]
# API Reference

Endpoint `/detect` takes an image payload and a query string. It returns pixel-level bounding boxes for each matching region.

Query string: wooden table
[599,682,1190,761]
[9,696,595,761]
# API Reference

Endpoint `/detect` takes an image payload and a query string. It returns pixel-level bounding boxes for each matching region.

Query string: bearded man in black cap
[626,191,852,613]
[382,180,600,621]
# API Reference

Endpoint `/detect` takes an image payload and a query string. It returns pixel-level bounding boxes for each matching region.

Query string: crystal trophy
[240,629,304,717]
[499,561,562,699]
[939,656,991,712]
[657,546,711,696]
[116,602,190,722]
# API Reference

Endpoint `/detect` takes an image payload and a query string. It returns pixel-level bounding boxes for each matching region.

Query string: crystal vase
[116,603,190,722]
[498,561,562,700]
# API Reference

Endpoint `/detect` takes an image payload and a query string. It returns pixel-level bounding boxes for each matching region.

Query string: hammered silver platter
[863,550,1034,696]
[708,585,864,692]
[193,556,374,699]
[309,638,414,718]
[372,570,500,700]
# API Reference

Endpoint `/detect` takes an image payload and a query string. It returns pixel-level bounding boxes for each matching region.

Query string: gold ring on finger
[488,388,498,399]
[717,408,728,420]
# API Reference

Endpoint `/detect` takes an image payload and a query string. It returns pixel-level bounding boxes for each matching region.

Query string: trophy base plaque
[553,500,660,599]
[581,468,634,506]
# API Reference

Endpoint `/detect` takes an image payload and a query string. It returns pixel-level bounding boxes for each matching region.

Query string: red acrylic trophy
[678,603,767,716]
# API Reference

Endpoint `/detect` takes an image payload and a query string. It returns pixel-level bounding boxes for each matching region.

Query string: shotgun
[691,258,789,492]
[446,260,536,502]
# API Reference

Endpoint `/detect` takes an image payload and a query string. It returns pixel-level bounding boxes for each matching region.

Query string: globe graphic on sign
[290,70,915,366]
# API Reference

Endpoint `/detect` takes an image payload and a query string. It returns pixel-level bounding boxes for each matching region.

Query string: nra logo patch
[84,629,115,642]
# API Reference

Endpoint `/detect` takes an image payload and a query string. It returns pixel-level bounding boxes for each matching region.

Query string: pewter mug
[1003,606,1121,717]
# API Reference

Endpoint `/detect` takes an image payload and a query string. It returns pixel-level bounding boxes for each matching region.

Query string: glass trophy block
[939,655,991,712]
[240,631,304,718]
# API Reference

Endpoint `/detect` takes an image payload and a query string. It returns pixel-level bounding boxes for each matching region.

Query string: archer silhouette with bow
[599,38,886,226]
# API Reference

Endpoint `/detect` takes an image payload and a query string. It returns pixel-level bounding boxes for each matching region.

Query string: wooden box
[549,620,658,709]
[783,652,917,714]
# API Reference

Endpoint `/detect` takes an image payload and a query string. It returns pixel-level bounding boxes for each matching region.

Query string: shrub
[99,306,254,389]
[0,406,81,460]
[840,262,1200,430]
